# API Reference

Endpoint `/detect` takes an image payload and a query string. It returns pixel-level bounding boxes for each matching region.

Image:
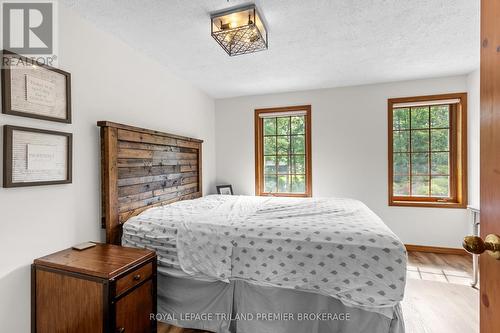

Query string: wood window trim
[255,105,312,197]
[388,93,468,208]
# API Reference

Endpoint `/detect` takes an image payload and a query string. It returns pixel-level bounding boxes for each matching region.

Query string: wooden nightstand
[32,243,157,333]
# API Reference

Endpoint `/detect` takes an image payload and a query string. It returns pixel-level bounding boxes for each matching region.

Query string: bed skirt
[156,271,405,333]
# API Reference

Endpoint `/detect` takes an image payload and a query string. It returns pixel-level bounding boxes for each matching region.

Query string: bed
[98,121,406,333]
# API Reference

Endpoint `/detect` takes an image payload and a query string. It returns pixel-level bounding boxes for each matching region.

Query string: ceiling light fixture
[211,4,268,56]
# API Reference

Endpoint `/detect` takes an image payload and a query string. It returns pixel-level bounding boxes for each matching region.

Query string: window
[255,105,312,197]
[388,93,467,208]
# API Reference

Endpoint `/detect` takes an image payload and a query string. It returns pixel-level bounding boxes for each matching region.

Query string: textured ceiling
[61,0,480,98]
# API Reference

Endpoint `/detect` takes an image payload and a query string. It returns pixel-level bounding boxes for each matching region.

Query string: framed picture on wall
[217,185,234,195]
[3,125,73,188]
[1,50,72,123]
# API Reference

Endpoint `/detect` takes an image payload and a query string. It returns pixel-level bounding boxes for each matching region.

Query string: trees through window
[388,94,467,208]
[255,106,312,197]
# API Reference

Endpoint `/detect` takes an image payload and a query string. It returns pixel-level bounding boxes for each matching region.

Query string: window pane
[412,176,430,196]
[431,105,450,128]
[393,153,409,175]
[264,176,277,193]
[277,117,290,135]
[411,107,429,129]
[277,155,289,174]
[291,175,306,193]
[278,175,289,192]
[389,100,460,202]
[291,155,305,174]
[393,176,410,196]
[412,153,429,175]
[291,116,305,134]
[291,135,305,154]
[264,156,276,174]
[393,108,410,130]
[264,118,276,135]
[431,129,449,151]
[431,176,450,197]
[393,131,409,152]
[264,137,276,155]
[258,109,310,197]
[431,152,449,175]
[277,136,290,155]
[411,130,430,152]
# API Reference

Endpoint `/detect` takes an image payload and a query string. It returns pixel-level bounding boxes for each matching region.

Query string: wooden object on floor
[405,244,470,256]
[98,121,204,245]
[32,243,157,333]
[480,0,500,332]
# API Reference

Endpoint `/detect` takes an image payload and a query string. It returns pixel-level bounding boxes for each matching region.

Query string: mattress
[123,195,407,313]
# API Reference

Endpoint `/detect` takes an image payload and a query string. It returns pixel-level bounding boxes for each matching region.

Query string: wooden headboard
[98,121,203,244]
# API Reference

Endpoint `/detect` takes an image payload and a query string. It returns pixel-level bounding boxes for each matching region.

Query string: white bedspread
[123,195,407,312]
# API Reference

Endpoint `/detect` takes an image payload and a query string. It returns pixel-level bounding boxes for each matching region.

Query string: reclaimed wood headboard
[98,121,203,244]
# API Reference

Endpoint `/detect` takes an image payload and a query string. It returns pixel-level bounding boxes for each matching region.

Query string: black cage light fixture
[211,4,268,56]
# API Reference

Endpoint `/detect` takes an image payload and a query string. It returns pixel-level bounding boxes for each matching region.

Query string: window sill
[389,200,467,209]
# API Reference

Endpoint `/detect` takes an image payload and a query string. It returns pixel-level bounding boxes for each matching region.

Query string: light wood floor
[158,251,478,333]
[402,252,478,333]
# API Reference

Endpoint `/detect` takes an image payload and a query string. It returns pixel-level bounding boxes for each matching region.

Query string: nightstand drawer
[116,263,153,296]
[116,280,154,333]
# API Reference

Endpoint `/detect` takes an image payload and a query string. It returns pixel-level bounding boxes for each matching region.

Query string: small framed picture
[3,125,73,187]
[1,50,72,123]
[217,185,234,195]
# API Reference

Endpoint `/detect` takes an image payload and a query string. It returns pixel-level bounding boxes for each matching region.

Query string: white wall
[0,6,215,333]
[467,69,480,209]
[215,75,479,249]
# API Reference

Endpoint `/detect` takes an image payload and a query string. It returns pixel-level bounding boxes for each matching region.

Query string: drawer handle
[133,274,141,281]
[116,328,125,333]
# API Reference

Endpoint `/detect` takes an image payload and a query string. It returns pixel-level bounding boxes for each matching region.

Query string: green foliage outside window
[263,116,306,193]
[393,105,451,198]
